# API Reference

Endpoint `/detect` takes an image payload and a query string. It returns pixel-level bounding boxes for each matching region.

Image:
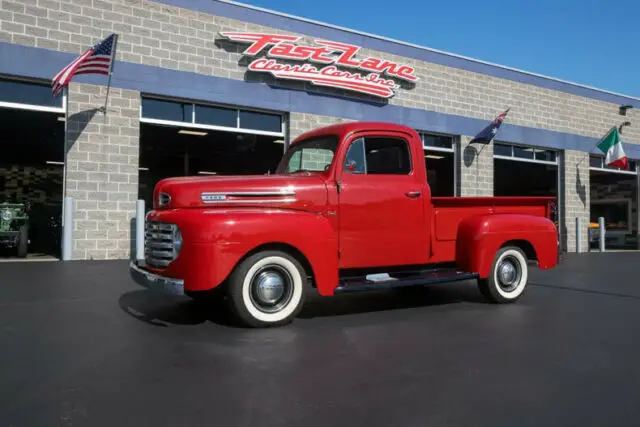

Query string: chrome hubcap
[255,271,285,304]
[497,256,520,291]
[249,265,294,313]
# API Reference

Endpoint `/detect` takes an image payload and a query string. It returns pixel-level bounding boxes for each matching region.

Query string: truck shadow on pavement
[118,281,486,328]
[118,290,238,328]
[298,282,485,319]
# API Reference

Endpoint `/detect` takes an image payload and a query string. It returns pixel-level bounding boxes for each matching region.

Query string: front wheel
[478,246,528,303]
[226,250,307,328]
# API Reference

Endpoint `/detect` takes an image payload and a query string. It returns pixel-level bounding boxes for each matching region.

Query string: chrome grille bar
[145,221,178,269]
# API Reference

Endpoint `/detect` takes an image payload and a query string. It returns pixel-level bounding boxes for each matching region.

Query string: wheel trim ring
[493,251,528,299]
[248,264,295,314]
[240,256,304,324]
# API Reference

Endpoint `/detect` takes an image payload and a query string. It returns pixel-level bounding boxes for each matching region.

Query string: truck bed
[430,196,555,262]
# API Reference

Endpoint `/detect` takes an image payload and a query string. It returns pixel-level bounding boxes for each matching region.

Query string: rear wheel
[478,246,528,303]
[16,225,28,258]
[226,250,307,328]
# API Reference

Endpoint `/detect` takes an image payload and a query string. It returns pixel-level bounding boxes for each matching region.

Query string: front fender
[151,208,339,295]
[455,213,558,278]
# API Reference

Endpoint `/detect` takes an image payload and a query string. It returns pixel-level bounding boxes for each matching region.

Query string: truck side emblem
[201,190,297,204]
[202,194,227,202]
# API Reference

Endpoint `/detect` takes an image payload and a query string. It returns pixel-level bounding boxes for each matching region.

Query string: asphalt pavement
[1,252,639,427]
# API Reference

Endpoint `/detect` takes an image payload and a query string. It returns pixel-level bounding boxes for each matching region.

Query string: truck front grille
[145,221,178,268]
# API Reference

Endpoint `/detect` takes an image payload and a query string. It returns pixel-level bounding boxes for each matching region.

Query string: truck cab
[131,121,559,328]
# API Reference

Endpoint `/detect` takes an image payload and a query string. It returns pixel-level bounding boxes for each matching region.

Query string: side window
[364,137,411,174]
[343,138,366,174]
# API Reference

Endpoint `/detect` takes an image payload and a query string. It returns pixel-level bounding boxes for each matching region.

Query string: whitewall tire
[478,246,529,303]
[227,250,307,328]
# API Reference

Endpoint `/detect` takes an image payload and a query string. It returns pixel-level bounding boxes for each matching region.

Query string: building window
[493,142,557,165]
[0,77,64,112]
[420,132,455,196]
[141,98,193,122]
[195,104,236,128]
[589,155,637,175]
[239,110,282,133]
[422,133,453,150]
[140,96,284,136]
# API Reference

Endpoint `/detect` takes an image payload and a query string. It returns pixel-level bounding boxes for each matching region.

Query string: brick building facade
[1,0,639,260]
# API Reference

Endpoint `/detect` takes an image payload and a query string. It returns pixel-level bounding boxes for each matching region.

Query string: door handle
[405,191,421,198]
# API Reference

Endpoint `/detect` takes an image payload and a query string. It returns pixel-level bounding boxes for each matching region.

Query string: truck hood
[153,174,329,212]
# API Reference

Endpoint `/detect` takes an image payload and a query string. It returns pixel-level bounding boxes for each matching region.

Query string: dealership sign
[219,32,418,99]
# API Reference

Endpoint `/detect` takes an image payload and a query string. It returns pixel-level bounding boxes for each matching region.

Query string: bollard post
[598,216,606,252]
[575,217,582,253]
[136,199,145,261]
[61,196,74,261]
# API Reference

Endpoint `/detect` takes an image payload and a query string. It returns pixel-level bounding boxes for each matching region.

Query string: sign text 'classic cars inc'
[219,32,419,98]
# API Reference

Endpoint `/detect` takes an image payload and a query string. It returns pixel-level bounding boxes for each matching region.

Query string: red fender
[455,213,558,278]
[147,208,339,295]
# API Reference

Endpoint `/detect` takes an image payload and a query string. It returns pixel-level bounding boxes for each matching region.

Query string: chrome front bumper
[129,261,185,296]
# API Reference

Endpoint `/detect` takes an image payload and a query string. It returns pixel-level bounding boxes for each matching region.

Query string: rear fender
[455,213,558,278]
[182,209,339,295]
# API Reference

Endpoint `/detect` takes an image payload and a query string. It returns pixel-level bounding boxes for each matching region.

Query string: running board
[335,269,478,293]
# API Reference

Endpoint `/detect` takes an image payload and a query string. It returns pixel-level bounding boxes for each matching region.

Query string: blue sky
[238,0,639,98]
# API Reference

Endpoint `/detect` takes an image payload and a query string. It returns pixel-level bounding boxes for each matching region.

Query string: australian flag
[469,108,510,144]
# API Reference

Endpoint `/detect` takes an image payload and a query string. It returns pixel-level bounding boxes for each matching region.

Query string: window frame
[276,134,340,174]
[493,141,558,165]
[343,137,367,174]
[589,154,638,176]
[139,95,285,138]
[418,131,457,196]
[342,134,413,176]
[0,76,66,114]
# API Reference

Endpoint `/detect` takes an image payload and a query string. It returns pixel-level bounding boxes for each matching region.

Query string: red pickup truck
[130,121,559,327]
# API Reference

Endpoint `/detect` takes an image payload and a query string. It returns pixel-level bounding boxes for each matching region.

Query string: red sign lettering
[219,32,418,99]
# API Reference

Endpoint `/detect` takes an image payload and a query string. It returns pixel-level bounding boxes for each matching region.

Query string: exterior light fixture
[619,105,633,116]
[178,129,208,136]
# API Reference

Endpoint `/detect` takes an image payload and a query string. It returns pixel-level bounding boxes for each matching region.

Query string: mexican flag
[597,126,628,169]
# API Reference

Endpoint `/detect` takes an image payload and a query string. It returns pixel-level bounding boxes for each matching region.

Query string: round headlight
[1,209,12,221]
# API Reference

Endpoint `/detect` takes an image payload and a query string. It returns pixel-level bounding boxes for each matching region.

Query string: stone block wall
[64,82,140,260]
[459,136,494,196]
[562,150,590,252]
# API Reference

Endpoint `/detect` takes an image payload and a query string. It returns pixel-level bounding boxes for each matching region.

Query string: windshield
[277,135,339,174]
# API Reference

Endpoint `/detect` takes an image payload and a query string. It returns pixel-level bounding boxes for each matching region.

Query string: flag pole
[101,33,118,118]
[62,85,69,205]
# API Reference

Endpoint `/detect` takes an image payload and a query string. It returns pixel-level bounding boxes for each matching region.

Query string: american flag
[469,108,510,144]
[52,33,118,97]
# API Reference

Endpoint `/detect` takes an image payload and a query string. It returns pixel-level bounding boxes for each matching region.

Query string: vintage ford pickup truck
[130,121,559,327]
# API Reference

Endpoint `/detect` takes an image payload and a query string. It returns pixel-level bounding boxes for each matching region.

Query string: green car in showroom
[0,202,29,258]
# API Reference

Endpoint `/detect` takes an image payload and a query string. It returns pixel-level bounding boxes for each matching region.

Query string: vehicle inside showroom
[0,78,65,260]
